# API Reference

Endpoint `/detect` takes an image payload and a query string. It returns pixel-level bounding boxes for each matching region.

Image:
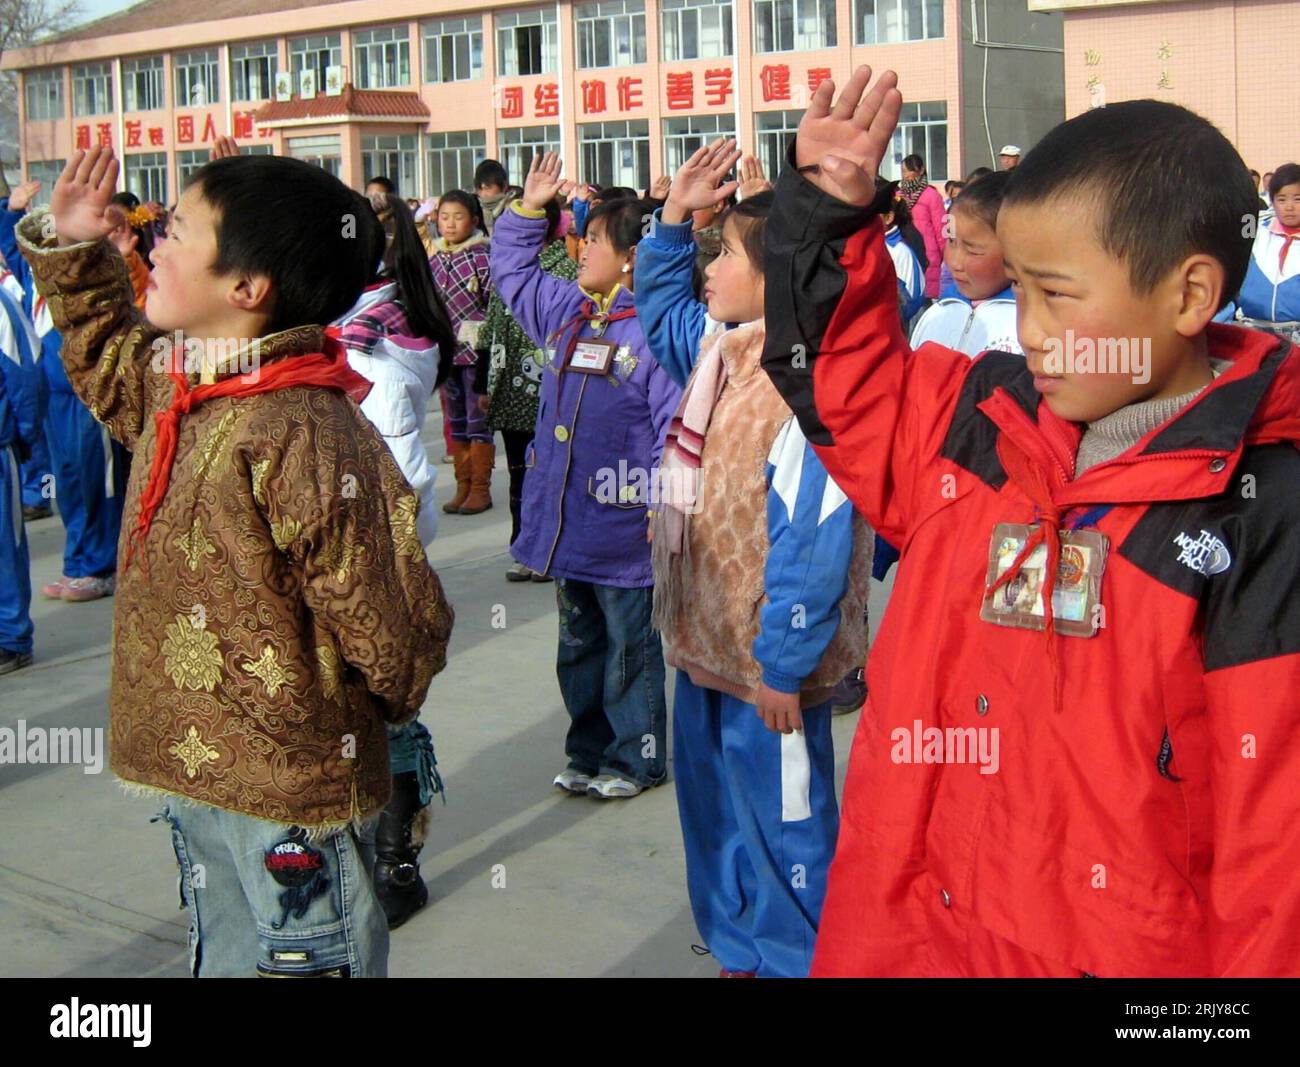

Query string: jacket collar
[432,232,489,255]
[977,324,1297,506]
[191,325,326,387]
[581,282,631,315]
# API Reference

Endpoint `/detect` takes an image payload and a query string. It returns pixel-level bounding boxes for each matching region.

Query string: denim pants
[555,578,667,786]
[155,801,389,978]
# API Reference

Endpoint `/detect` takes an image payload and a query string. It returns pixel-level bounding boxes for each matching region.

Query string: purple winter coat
[491,206,682,587]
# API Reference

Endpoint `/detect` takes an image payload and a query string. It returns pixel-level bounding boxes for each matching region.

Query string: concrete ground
[0,410,890,978]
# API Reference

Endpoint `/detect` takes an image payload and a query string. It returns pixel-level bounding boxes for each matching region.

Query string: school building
[3,0,1068,206]
[1030,0,1300,176]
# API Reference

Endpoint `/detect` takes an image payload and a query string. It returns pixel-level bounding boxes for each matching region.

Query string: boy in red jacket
[762,67,1300,977]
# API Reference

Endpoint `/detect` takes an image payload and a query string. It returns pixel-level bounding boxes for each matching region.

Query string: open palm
[667,138,741,216]
[523,152,573,212]
[51,147,121,246]
[795,66,903,207]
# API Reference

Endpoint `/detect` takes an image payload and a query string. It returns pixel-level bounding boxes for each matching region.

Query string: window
[855,0,943,44]
[175,49,220,106]
[289,34,342,86]
[497,125,560,188]
[663,114,736,175]
[125,152,168,204]
[361,134,419,196]
[422,16,482,83]
[576,2,646,69]
[122,56,165,111]
[496,8,559,77]
[286,134,342,177]
[72,62,113,116]
[231,41,279,102]
[176,149,208,187]
[579,119,650,191]
[755,109,801,181]
[353,25,411,89]
[26,160,65,207]
[662,0,734,60]
[25,69,64,121]
[883,101,948,181]
[753,0,837,52]
[427,130,488,194]
[240,145,273,156]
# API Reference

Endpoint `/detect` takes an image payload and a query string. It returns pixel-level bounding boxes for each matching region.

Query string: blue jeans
[555,578,667,786]
[155,802,389,978]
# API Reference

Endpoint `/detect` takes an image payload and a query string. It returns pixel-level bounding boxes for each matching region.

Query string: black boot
[373,771,429,929]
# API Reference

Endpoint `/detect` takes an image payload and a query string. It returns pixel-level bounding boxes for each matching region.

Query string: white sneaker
[553,768,594,795]
[586,774,644,799]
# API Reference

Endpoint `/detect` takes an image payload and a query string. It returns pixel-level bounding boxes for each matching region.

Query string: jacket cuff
[761,666,803,695]
[15,210,126,300]
[510,202,548,219]
[648,208,696,246]
[774,138,898,243]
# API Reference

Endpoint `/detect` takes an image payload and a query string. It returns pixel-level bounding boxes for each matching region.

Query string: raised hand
[523,152,574,212]
[794,66,902,207]
[649,174,671,200]
[105,205,139,259]
[571,183,594,204]
[51,147,121,246]
[210,135,239,161]
[663,138,741,224]
[737,155,772,200]
[7,180,42,213]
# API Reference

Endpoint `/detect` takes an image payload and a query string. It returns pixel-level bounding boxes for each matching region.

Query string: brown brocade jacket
[18,214,454,831]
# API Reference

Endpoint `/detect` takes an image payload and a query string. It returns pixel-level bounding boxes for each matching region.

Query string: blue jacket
[885,227,926,323]
[0,285,42,454]
[635,208,861,693]
[493,203,682,587]
[0,199,69,393]
[1237,218,1300,323]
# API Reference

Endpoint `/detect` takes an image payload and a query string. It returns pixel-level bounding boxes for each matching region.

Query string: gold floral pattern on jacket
[169,725,221,779]
[161,614,223,692]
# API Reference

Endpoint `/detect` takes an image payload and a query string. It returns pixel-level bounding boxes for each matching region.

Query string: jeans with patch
[155,801,389,978]
[555,578,667,786]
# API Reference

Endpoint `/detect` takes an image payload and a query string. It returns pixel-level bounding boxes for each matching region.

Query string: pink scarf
[650,329,730,632]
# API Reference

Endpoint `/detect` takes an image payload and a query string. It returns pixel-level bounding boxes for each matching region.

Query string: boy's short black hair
[965,166,994,182]
[1268,164,1300,200]
[187,155,381,334]
[365,175,395,193]
[952,170,1012,231]
[586,198,658,255]
[474,159,509,190]
[1002,100,1258,301]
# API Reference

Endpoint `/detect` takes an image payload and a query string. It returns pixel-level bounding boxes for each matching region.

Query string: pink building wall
[1045,0,1300,174]
[6,0,971,200]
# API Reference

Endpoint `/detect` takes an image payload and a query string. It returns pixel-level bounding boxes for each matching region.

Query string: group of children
[4,65,1299,976]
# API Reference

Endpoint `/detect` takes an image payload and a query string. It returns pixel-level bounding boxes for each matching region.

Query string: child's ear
[1173,254,1225,337]
[227,272,274,317]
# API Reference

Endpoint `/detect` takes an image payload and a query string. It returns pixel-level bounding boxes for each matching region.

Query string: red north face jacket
[762,163,1300,977]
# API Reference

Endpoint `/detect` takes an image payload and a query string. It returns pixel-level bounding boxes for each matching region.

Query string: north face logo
[1173,529,1232,576]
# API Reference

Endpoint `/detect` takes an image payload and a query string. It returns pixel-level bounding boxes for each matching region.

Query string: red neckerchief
[549,298,637,371]
[1278,222,1300,273]
[125,326,372,571]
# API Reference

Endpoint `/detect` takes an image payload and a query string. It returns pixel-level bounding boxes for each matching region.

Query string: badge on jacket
[613,346,638,380]
[979,523,1108,637]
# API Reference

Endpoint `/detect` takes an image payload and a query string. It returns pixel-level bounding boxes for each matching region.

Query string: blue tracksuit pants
[671,670,839,977]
